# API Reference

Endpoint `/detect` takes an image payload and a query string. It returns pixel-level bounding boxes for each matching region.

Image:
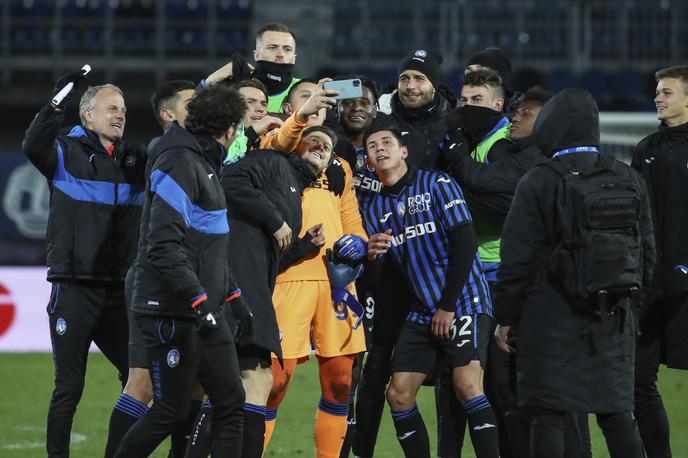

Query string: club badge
[167,348,180,368]
[396,201,406,217]
[55,318,67,335]
[356,156,365,171]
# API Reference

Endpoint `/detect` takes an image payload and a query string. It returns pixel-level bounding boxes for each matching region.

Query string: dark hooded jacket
[133,124,236,319]
[22,105,146,284]
[390,83,457,168]
[632,121,688,369]
[441,105,537,216]
[222,151,316,358]
[494,88,656,411]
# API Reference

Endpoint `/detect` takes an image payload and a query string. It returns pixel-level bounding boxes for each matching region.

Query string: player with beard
[389,49,458,168]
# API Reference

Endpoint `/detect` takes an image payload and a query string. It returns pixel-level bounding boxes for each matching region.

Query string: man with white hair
[22,70,147,457]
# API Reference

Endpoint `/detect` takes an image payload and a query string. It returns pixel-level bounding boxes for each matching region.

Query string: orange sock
[263,412,276,456]
[314,355,354,458]
[263,358,296,455]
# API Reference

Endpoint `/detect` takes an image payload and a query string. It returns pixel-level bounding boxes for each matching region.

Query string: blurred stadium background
[0,1,685,455]
[0,0,677,265]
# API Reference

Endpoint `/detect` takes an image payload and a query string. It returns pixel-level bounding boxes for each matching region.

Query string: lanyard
[552,146,599,158]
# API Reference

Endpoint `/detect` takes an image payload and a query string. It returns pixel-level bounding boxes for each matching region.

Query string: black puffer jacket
[133,124,235,319]
[21,105,146,283]
[494,89,656,412]
[390,84,457,168]
[222,151,316,358]
[632,121,688,368]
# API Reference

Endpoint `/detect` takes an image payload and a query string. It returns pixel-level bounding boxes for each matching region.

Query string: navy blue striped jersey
[350,146,384,215]
[365,167,492,323]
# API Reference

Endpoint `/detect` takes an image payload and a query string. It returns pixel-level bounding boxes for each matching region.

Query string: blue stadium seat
[11,26,51,52]
[545,68,574,92]
[217,0,253,18]
[610,68,643,100]
[165,0,209,17]
[216,27,250,54]
[61,0,105,17]
[577,68,608,103]
[10,0,54,16]
[115,27,155,54]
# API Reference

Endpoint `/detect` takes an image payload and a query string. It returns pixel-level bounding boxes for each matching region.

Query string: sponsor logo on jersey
[437,177,451,184]
[407,192,431,214]
[390,221,437,247]
[354,175,383,192]
[167,348,180,368]
[56,317,67,335]
[444,198,465,210]
[380,212,393,223]
[644,157,655,164]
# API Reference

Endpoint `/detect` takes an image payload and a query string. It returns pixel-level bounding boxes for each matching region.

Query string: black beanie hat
[466,47,512,82]
[399,49,443,89]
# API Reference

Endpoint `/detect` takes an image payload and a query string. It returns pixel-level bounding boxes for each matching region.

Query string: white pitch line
[2,428,87,449]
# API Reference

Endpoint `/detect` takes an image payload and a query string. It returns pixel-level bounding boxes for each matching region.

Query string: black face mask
[252,61,295,95]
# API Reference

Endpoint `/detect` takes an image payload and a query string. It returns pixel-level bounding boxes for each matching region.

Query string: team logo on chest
[396,201,406,217]
[356,156,365,171]
[167,348,180,368]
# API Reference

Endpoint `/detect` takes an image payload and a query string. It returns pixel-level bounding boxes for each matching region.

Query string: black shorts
[125,268,147,369]
[237,344,272,371]
[391,313,492,375]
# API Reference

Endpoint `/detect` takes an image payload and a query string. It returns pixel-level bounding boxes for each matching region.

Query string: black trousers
[46,280,129,458]
[635,303,673,458]
[114,314,244,457]
[531,408,642,458]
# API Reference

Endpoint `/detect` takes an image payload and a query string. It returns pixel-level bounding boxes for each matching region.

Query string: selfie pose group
[25,20,686,458]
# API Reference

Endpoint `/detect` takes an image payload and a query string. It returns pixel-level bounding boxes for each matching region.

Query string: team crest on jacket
[167,348,180,368]
[397,201,406,217]
[356,156,365,171]
[55,318,67,335]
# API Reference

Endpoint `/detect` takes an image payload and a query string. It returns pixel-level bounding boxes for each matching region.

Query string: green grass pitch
[0,353,685,457]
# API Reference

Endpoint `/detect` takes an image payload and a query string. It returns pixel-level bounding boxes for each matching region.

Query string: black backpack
[544,153,643,310]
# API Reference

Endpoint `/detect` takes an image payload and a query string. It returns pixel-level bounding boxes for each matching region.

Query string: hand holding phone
[323,79,363,100]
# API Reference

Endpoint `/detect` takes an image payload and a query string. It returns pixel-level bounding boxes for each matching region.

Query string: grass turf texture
[0,353,685,457]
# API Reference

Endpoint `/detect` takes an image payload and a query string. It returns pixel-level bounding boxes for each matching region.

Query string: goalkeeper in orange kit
[263,124,368,458]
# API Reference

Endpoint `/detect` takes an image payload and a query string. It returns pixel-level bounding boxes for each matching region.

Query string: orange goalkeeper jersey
[276,157,368,283]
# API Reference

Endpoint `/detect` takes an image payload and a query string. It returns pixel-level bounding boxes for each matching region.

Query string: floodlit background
[0,1,684,456]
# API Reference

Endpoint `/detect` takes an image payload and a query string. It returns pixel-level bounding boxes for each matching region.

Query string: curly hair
[184,85,246,139]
